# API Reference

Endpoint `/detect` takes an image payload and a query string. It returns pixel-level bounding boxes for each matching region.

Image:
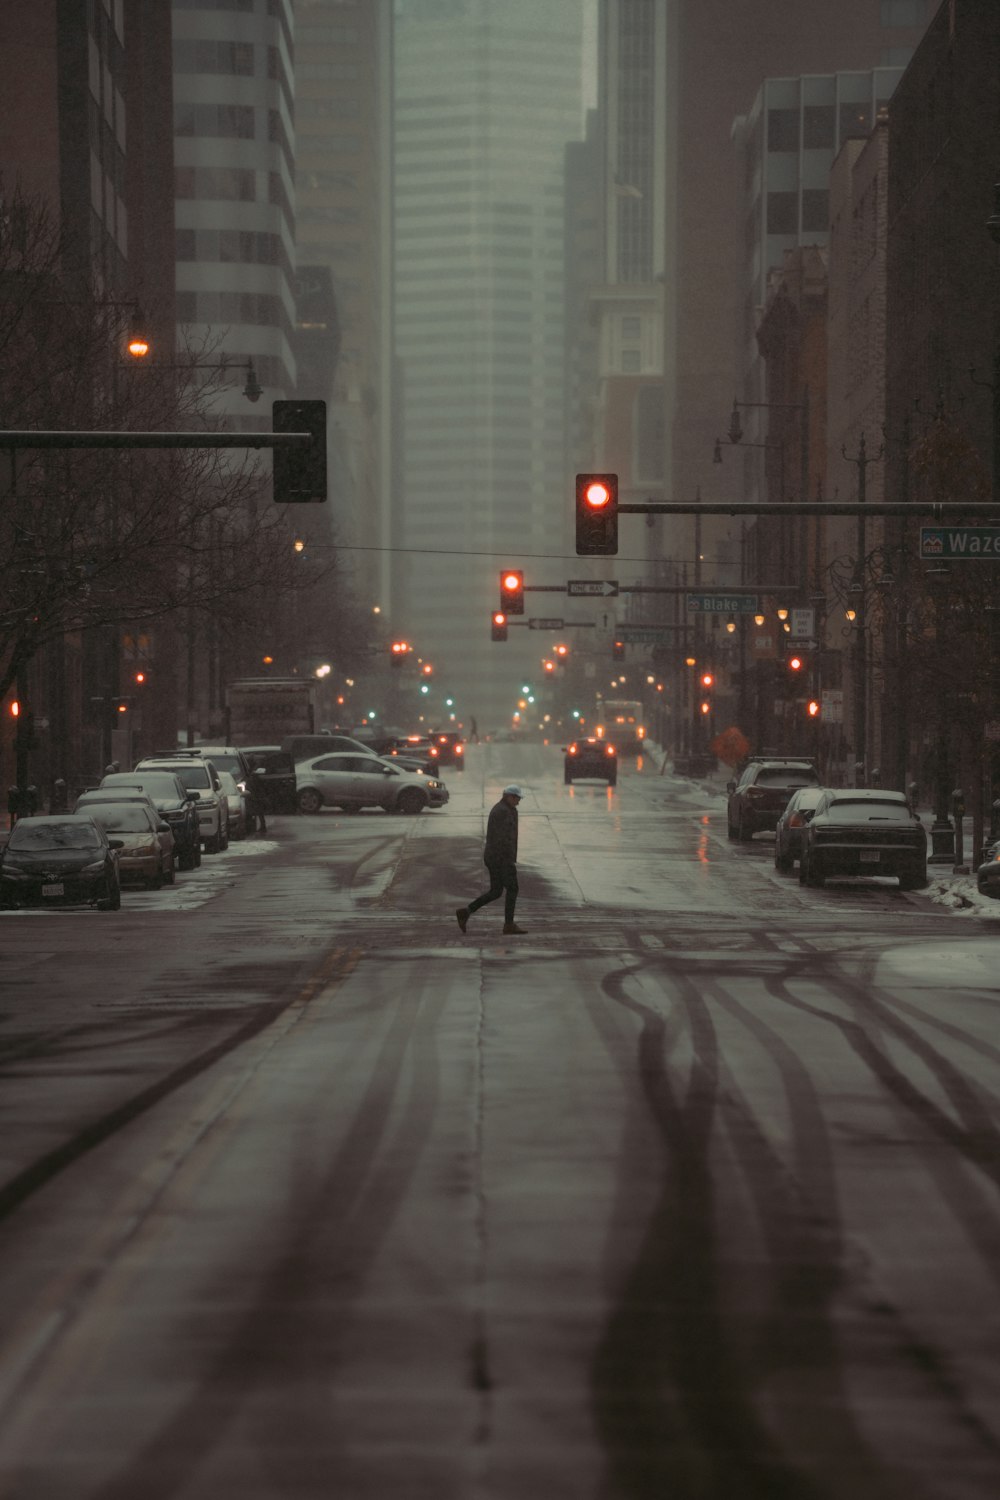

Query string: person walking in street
[456,784,525,935]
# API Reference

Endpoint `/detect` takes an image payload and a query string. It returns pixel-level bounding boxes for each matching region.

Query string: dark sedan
[798,790,928,890]
[0,815,122,910]
[564,737,617,786]
[773,785,826,873]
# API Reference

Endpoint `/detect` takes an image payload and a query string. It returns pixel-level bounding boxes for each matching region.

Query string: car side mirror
[157,821,171,833]
[187,791,200,800]
[726,780,736,794]
[108,838,124,850]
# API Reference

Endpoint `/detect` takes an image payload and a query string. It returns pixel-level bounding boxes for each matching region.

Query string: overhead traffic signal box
[499,569,524,615]
[273,399,327,503]
[575,473,618,556]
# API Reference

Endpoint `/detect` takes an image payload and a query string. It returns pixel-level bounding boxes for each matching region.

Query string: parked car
[217,770,248,840]
[134,755,229,852]
[0,815,122,911]
[295,753,449,815]
[773,786,827,873]
[241,746,298,815]
[81,801,175,888]
[798,789,928,890]
[98,770,202,869]
[172,746,259,833]
[564,737,617,786]
[727,757,820,841]
[976,839,1000,899]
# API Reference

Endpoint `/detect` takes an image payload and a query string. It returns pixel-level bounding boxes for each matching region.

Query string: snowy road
[0,741,997,1498]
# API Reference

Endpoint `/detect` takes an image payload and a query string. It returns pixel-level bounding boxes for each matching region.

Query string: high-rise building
[171,0,297,421]
[668,0,934,563]
[294,0,393,615]
[393,0,585,724]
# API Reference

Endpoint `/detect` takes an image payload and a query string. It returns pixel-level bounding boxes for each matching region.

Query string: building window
[839,102,872,141]
[801,189,829,234]
[621,349,641,374]
[767,108,799,152]
[621,314,641,340]
[174,103,254,139]
[767,191,798,234]
[803,104,835,150]
[880,0,925,25]
[175,228,196,261]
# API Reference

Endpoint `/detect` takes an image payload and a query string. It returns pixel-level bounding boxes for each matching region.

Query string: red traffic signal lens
[502,572,520,591]
[584,481,611,509]
[788,655,803,671]
[493,611,506,626]
[700,672,714,688]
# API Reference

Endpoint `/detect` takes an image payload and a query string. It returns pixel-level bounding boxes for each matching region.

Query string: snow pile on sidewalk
[926,869,999,917]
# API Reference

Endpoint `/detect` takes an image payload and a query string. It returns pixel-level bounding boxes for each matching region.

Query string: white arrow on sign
[567,579,618,597]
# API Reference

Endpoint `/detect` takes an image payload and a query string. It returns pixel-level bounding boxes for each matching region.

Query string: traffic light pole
[618,500,1000,516]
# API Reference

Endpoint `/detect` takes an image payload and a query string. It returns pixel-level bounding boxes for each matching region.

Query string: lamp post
[840,434,883,784]
[926,564,956,863]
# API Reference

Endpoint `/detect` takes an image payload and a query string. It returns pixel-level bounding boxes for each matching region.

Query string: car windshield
[104,773,180,798]
[200,752,239,775]
[757,768,817,787]
[8,820,102,850]
[824,800,913,823]
[86,805,153,832]
[164,764,211,790]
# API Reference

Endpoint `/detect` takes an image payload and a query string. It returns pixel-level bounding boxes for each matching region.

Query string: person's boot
[502,922,526,935]
[455,907,469,933]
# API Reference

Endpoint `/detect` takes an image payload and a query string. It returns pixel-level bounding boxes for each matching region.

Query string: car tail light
[637,726,645,739]
[568,745,577,755]
[455,743,463,756]
[430,747,439,757]
[789,813,805,826]
[606,744,616,756]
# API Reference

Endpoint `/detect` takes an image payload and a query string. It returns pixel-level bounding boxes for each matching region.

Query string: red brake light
[568,745,577,755]
[606,744,616,756]
[455,743,463,755]
[789,813,804,827]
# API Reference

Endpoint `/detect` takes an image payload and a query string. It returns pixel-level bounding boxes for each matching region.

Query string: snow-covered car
[798,789,927,890]
[80,801,175,888]
[976,839,1000,899]
[0,815,123,910]
[295,753,449,815]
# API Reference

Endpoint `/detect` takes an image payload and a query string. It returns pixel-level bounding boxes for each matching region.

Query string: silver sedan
[295,754,449,816]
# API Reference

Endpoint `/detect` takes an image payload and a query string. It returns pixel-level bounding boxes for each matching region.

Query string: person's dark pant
[467,861,518,924]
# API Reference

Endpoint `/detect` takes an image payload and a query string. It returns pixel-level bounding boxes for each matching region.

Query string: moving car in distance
[564,737,617,787]
[0,815,122,911]
[773,785,826,873]
[798,789,928,890]
[295,753,449,815]
[593,699,645,754]
[428,729,465,770]
[727,757,820,841]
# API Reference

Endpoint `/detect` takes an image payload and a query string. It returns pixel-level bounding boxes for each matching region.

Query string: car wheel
[194,839,203,867]
[899,865,929,891]
[165,852,176,886]
[298,787,323,815]
[219,824,229,851]
[149,869,163,890]
[100,878,121,911]
[805,854,825,888]
[205,834,220,854]
[564,772,573,785]
[607,774,617,787]
[775,845,793,874]
[397,787,426,815]
[737,814,753,842]
[798,850,809,885]
[727,815,737,840]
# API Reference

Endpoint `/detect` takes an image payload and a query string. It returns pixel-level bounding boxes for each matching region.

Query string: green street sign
[920,527,1000,559]
[686,592,759,613]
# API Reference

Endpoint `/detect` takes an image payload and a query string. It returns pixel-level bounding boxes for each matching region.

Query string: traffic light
[699,670,715,717]
[612,639,625,662]
[785,649,810,676]
[9,699,20,718]
[807,698,821,718]
[575,473,619,556]
[273,399,328,503]
[390,640,409,667]
[499,569,524,615]
[491,610,508,642]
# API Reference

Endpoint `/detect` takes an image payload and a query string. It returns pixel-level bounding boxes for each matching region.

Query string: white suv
[134,756,230,853]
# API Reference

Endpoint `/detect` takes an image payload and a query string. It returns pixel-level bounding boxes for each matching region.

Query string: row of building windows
[175,166,255,201]
[766,188,829,235]
[175,289,292,338]
[767,102,889,153]
[175,228,288,273]
[173,40,254,76]
[174,106,293,172]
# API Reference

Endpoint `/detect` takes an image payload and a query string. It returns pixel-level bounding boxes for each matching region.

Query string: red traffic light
[700,671,714,689]
[491,611,508,642]
[788,654,804,672]
[499,569,524,615]
[575,473,619,556]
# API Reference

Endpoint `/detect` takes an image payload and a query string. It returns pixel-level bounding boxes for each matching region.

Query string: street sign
[686,592,759,613]
[527,617,565,630]
[822,688,843,724]
[791,607,815,638]
[567,579,619,597]
[920,526,1000,559]
[616,626,675,644]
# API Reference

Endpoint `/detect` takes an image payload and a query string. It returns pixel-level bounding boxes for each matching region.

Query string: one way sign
[567,579,619,597]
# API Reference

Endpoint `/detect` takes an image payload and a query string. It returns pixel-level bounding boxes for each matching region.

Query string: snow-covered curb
[925,870,1000,917]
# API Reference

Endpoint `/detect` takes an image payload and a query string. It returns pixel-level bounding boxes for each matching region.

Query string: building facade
[392,0,585,724]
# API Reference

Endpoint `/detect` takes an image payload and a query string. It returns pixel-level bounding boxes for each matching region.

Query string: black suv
[726,757,820,841]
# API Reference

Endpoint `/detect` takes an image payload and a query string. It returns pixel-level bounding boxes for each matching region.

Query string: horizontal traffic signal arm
[0,429,313,450]
[614,499,1000,516]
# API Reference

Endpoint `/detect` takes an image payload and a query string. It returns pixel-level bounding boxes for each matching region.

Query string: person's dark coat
[483,797,518,866]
